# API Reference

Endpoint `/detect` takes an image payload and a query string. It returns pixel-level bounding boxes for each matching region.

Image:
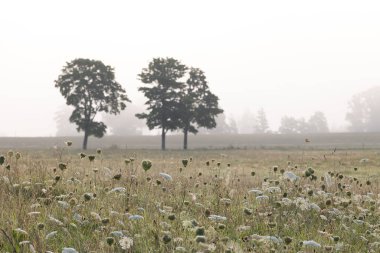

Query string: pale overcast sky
[1,0,380,136]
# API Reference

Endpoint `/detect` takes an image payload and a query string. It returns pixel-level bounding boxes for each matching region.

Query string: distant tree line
[278,112,329,134]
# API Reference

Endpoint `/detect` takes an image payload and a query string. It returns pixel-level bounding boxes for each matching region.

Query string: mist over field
[1,0,380,138]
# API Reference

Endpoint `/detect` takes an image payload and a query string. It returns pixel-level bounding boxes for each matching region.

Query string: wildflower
[83,193,93,201]
[175,246,186,252]
[302,240,321,248]
[251,234,282,244]
[119,236,133,250]
[37,223,45,230]
[0,155,5,165]
[113,174,122,180]
[58,163,67,171]
[159,172,173,181]
[283,171,299,182]
[58,201,70,210]
[182,159,188,167]
[65,141,72,147]
[88,155,95,162]
[15,152,21,160]
[195,227,205,236]
[266,187,281,193]
[108,187,127,194]
[90,212,102,221]
[256,195,269,201]
[129,215,144,220]
[62,248,78,253]
[8,150,14,157]
[248,189,263,195]
[208,215,227,222]
[28,211,41,216]
[48,216,64,226]
[96,148,102,154]
[162,234,172,244]
[45,231,58,240]
[284,237,292,245]
[142,160,152,172]
[244,208,253,215]
[106,237,114,246]
[237,225,251,232]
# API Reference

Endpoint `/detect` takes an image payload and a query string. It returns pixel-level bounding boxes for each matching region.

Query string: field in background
[2,132,380,150]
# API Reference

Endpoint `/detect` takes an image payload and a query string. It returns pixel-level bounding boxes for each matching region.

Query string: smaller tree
[55,58,130,149]
[254,108,269,133]
[178,68,223,149]
[136,58,187,150]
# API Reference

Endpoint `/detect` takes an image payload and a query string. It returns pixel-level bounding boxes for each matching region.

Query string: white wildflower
[302,240,321,248]
[129,215,144,220]
[248,189,263,195]
[159,172,173,181]
[208,215,227,222]
[45,231,58,240]
[62,248,78,253]
[108,187,127,194]
[119,236,133,250]
[283,171,299,182]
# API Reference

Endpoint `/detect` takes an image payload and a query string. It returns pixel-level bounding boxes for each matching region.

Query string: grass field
[1,145,380,252]
[2,132,380,150]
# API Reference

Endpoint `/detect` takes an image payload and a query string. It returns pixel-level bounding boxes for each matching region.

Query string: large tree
[55,58,130,149]
[136,58,187,150]
[179,68,223,149]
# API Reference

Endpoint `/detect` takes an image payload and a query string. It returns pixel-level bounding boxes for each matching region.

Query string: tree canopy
[55,58,130,149]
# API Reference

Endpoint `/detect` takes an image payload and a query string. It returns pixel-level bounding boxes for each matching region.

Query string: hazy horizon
[1,0,380,136]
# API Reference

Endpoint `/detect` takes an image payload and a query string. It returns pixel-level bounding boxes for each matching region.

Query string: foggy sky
[1,0,380,136]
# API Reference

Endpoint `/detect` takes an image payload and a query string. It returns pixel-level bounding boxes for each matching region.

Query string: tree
[136,58,187,150]
[346,86,380,132]
[278,116,300,134]
[308,111,329,133]
[254,108,269,133]
[55,58,130,150]
[238,110,257,134]
[178,68,223,149]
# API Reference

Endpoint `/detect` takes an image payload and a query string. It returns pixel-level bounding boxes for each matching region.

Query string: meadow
[1,145,380,252]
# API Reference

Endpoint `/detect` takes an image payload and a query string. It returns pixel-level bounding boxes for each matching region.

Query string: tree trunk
[183,127,188,150]
[83,129,89,150]
[161,128,166,151]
